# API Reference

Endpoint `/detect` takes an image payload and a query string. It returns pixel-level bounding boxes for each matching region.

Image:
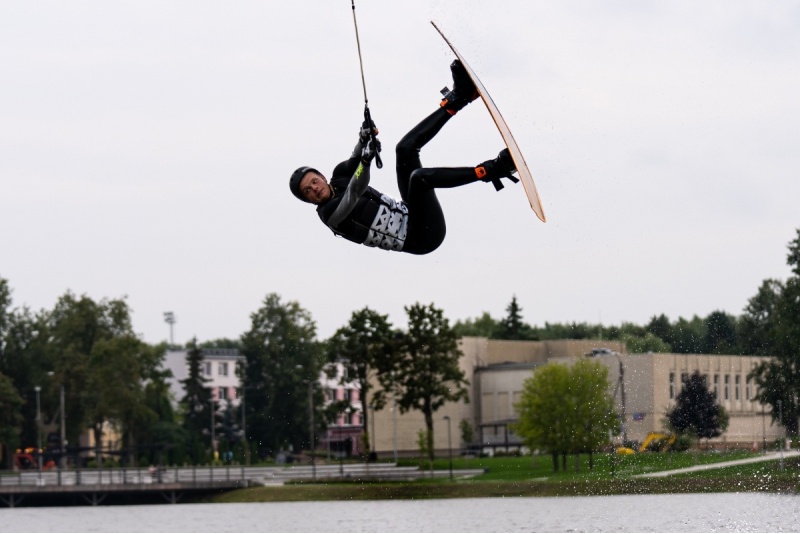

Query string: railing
[0,465,248,488]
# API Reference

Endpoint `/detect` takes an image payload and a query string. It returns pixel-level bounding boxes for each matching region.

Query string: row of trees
[456,296,749,356]
[0,280,470,468]
[0,283,177,469]
[1,227,798,467]
[238,296,469,464]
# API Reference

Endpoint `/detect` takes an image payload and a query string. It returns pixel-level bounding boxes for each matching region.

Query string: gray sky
[2,1,799,346]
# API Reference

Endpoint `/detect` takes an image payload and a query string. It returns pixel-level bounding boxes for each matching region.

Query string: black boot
[475,149,519,191]
[440,60,478,114]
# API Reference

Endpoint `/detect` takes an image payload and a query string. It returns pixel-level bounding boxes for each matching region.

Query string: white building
[163,348,244,409]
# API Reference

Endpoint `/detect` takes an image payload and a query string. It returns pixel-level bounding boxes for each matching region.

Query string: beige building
[369,337,784,457]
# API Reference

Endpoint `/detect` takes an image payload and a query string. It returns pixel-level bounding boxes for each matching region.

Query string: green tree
[667,371,728,441]
[738,279,782,356]
[392,303,469,466]
[621,332,671,353]
[569,358,617,469]
[240,293,322,459]
[453,312,499,338]
[180,338,212,463]
[646,314,673,344]
[747,228,800,435]
[326,307,398,458]
[46,293,162,463]
[495,295,535,340]
[514,362,573,471]
[703,310,739,355]
[0,371,24,469]
[667,316,706,354]
[514,360,616,472]
[0,281,53,451]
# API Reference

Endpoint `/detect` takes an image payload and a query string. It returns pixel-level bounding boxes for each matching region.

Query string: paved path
[634,450,800,478]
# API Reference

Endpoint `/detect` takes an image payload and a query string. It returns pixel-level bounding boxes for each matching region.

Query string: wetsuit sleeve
[326,159,372,229]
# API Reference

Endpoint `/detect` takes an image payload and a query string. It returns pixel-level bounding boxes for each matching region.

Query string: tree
[514,360,616,473]
[569,358,617,470]
[326,307,398,458]
[0,371,24,469]
[621,332,671,353]
[240,293,322,459]
[667,371,728,441]
[453,312,499,338]
[747,228,800,435]
[392,303,469,466]
[180,338,212,463]
[703,310,739,355]
[738,279,782,356]
[495,295,535,340]
[46,292,162,464]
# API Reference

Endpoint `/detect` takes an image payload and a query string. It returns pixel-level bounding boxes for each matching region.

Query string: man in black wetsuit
[289,60,518,255]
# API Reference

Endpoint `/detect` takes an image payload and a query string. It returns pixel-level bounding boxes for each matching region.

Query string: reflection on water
[3,493,798,533]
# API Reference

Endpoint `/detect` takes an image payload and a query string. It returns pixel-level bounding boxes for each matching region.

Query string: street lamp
[308,380,316,480]
[587,349,627,444]
[296,365,316,480]
[163,312,176,346]
[34,386,42,475]
[46,372,66,471]
[443,415,453,481]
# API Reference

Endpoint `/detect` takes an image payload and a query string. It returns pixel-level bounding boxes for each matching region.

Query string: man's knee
[409,168,433,190]
[395,136,418,162]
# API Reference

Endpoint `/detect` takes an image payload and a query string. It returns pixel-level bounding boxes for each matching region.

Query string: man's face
[299,171,331,204]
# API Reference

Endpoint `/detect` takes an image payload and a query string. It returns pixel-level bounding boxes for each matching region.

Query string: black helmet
[289,166,319,203]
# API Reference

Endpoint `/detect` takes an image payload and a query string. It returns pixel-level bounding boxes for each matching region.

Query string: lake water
[2,493,798,532]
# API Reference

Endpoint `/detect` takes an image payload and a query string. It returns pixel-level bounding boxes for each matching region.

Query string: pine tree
[180,338,212,463]
[667,371,728,440]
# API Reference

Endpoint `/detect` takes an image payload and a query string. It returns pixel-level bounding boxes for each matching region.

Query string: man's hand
[359,118,379,144]
[361,138,381,163]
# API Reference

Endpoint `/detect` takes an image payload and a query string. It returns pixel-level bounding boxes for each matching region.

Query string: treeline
[1,227,799,467]
[457,298,752,356]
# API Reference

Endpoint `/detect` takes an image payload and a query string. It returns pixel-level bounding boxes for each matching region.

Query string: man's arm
[326,150,373,229]
[326,123,380,229]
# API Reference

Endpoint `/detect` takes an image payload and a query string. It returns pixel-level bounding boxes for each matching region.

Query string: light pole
[240,387,250,466]
[210,399,217,463]
[308,380,316,480]
[295,365,317,480]
[34,386,42,476]
[586,349,627,444]
[616,354,627,444]
[778,399,784,471]
[163,312,176,346]
[443,415,453,481]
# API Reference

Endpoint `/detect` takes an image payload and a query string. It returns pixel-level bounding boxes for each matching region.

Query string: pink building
[319,364,365,457]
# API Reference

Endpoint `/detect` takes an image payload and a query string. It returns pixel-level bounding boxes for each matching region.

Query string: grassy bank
[208,452,800,504]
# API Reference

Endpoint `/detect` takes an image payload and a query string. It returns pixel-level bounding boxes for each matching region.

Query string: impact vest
[318,186,409,252]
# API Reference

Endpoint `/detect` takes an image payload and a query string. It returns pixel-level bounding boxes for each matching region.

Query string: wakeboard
[431,21,546,223]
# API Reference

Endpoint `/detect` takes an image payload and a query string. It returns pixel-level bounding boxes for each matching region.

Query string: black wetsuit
[316,107,479,255]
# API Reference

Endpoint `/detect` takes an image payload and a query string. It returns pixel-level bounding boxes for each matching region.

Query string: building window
[746,380,752,401]
[735,375,741,401]
[713,374,719,399]
[724,375,730,400]
[203,362,212,376]
[349,389,358,402]
[219,387,228,400]
[680,372,688,385]
[218,362,228,377]
[669,372,676,399]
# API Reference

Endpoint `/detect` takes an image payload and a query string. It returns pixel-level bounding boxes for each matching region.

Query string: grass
[206,451,800,504]
[399,450,757,480]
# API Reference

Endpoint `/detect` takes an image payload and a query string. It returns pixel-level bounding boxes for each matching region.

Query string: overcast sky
[2,1,799,346]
